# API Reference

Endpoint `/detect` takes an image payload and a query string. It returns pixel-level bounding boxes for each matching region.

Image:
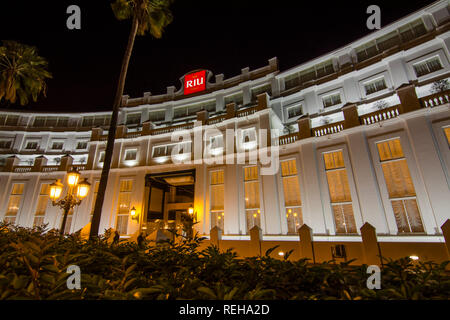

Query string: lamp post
[49,168,90,235]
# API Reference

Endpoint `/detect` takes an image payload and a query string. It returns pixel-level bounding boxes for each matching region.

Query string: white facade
[1,0,450,248]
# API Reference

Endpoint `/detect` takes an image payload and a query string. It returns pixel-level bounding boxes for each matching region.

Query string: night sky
[0,0,436,112]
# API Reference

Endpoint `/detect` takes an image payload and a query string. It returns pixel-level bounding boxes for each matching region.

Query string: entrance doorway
[144,169,195,236]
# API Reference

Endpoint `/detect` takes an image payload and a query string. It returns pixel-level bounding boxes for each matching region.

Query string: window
[413,57,443,77]
[61,208,74,234]
[244,166,261,233]
[152,142,191,158]
[33,117,68,127]
[224,93,243,106]
[287,105,302,119]
[90,181,100,218]
[209,135,223,154]
[444,127,450,146]
[376,31,400,52]
[116,180,133,235]
[4,183,25,224]
[124,149,137,161]
[364,77,387,95]
[281,159,303,234]
[24,141,39,150]
[323,151,357,234]
[76,141,88,150]
[148,110,165,122]
[241,128,257,149]
[399,19,427,42]
[34,184,50,227]
[0,115,19,127]
[82,115,111,127]
[322,93,342,108]
[251,84,272,102]
[99,151,105,163]
[376,139,424,233]
[210,170,224,230]
[356,41,379,62]
[0,140,12,149]
[51,141,64,150]
[126,113,141,126]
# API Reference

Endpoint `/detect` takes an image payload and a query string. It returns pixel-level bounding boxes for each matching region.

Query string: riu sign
[184,70,206,95]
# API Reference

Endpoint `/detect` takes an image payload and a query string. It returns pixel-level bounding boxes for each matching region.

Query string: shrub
[0,222,448,300]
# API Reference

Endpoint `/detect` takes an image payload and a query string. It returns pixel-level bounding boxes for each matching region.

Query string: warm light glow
[188,207,194,215]
[218,216,221,220]
[410,255,419,260]
[130,206,137,217]
[288,209,292,213]
[278,251,284,256]
[49,180,63,201]
[67,168,80,187]
[253,213,257,218]
[293,213,297,217]
[76,178,90,199]
[257,209,260,214]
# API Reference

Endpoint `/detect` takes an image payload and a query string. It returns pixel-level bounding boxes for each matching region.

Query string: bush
[0,222,448,300]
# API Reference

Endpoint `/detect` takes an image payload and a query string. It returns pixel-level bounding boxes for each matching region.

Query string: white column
[299,143,327,234]
[346,131,389,233]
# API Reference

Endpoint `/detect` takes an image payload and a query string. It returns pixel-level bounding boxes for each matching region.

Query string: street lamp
[49,168,90,235]
[130,206,138,220]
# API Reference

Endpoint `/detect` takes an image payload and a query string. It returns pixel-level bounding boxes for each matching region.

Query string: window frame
[277,155,306,235]
[319,88,345,110]
[242,164,265,234]
[407,50,449,81]
[367,131,434,235]
[316,144,363,235]
[207,168,225,232]
[23,139,40,151]
[431,119,450,188]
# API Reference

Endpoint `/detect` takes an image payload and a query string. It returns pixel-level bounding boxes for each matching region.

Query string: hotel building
[1,0,450,263]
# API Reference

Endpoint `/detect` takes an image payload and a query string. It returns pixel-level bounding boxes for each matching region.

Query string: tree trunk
[89,15,139,240]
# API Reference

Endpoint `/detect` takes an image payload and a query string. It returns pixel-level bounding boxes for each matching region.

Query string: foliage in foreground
[0,222,448,300]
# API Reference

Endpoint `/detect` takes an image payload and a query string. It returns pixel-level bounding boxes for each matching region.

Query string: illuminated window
[210,170,224,231]
[444,127,450,146]
[34,184,50,227]
[322,93,342,108]
[4,183,25,224]
[413,56,443,77]
[116,180,133,235]
[323,151,357,234]
[244,166,261,233]
[148,110,165,122]
[280,159,303,234]
[376,139,424,233]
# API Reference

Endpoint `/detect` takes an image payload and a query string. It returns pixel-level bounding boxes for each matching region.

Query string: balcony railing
[150,122,194,135]
[312,121,345,137]
[207,114,227,125]
[236,106,258,117]
[360,105,401,125]
[278,132,299,145]
[13,166,32,173]
[419,90,450,108]
[42,165,60,172]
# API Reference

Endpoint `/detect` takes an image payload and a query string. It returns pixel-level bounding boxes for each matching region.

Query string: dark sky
[0,0,436,112]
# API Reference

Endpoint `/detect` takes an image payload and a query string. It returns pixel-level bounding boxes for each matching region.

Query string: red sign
[184,70,206,95]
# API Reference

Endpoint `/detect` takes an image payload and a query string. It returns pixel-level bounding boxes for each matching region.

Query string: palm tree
[0,41,52,106]
[90,0,174,239]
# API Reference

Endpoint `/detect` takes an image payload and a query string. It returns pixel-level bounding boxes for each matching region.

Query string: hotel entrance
[143,169,195,237]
